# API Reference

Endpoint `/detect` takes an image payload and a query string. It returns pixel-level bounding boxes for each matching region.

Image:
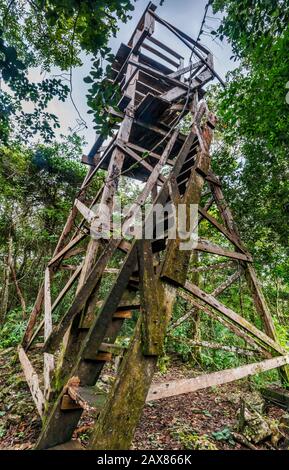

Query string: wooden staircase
[19,2,289,450]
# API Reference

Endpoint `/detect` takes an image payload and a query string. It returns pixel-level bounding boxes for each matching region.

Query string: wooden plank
[125,141,174,166]
[209,183,289,383]
[183,295,268,355]
[195,239,252,262]
[51,263,83,312]
[128,59,189,90]
[184,282,286,355]
[198,206,249,255]
[60,394,82,411]
[44,268,54,400]
[44,238,125,353]
[18,346,45,416]
[93,352,113,362]
[161,120,214,286]
[151,11,211,56]
[67,386,107,412]
[169,61,203,79]
[116,140,165,182]
[113,310,132,319]
[22,164,93,348]
[170,337,260,357]
[161,67,212,102]
[146,35,183,60]
[190,261,235,273]
[211,270,241,297]
[81,154,100,166]
[25,261,83,350]
[151,12,225,87]
[169,270,241,331]
[75,199,96,224]
[141,42,179,68]
[48,233,86,267]
[44,268,52,338]
[88,282,176,450]
[138,240,162,355]
[147,355,289,401]
[122,130,179,236]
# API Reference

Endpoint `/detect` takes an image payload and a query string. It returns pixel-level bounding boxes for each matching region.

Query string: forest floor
[0,348,288,451]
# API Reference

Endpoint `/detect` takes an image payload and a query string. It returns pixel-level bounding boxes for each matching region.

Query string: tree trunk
[0,234,12,326]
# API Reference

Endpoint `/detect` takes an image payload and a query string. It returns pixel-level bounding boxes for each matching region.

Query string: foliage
[212,427,234,445]
[171,422,218,450]
[0,308,26,348]
[0,132,94,325]
[0,0,135,141]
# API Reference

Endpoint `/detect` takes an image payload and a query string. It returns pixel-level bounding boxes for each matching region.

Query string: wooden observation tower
[19,2,289,450]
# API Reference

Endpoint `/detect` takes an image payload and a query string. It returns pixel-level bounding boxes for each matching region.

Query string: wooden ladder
[19,2,289,451]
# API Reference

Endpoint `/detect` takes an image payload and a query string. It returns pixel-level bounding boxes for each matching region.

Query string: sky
[45,0,236,154]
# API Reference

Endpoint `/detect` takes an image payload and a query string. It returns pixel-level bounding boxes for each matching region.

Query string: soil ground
[0,349,286,450]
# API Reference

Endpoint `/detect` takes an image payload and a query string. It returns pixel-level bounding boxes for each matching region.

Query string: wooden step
[93,351,113,362]
[47,439,83,450]
[113,310,133,319]
[62,385,107,412]
[99,342,127,354]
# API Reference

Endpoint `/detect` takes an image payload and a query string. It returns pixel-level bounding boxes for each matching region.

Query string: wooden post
[44,268,54,401]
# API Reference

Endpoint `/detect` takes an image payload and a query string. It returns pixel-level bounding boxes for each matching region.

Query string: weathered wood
[60,394,82,411]
[116,140,165,182]
[184,282,286,355]
[44,268,54,401]
[260,387,289,409]
[169,269,241,331]
[179,294,269,356]
[210,183,289,383]
[88,283,176,450]
[51,263,83,312]
[161,121,213,286]
[113,310,132,319]
[67,385,107,412]
[138,240,162,355]
[146,35,183,60]
[22,284,44,348]
[190,261,235,273]
[18,346,45,416]
[44,238,124,353]
[48,233,86,267]
[198,206,249,255]
[244,264,277,341]
[87,351,113,362]
[36,247,138,449]
[211,270,241,297]
[169,61,202,79]
[195,239,252,262]
[122,130,179,236]
[75,199,96,224]
[128,59,189,90]
[147,355,289,401]
[170,337,260,357]
[141,42,179,68]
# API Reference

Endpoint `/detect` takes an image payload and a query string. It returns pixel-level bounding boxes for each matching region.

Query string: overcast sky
[45,0,235,153]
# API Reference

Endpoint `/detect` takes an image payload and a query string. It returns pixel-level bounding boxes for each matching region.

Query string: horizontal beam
[147,355,289,401]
